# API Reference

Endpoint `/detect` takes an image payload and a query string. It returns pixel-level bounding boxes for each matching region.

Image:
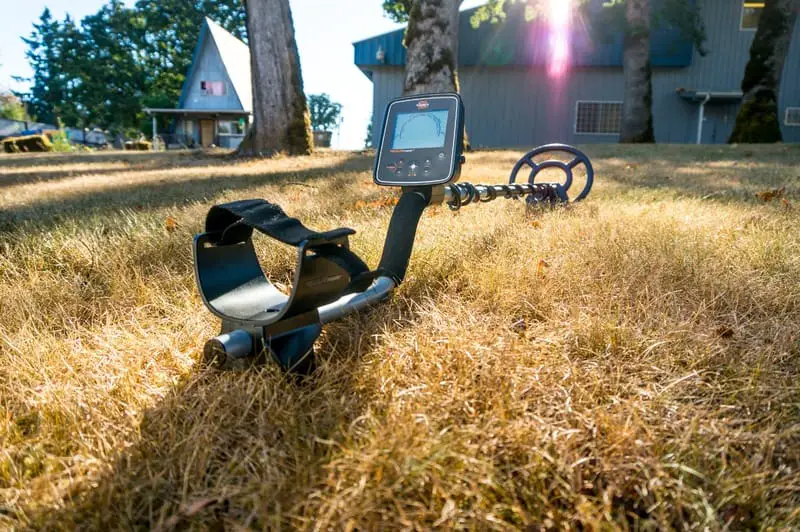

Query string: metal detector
[193,93,594,373]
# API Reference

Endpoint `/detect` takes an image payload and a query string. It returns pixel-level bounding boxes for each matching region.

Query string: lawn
[0,145,798,529]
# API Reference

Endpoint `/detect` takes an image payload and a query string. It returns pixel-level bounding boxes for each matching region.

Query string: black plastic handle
[377,188,431,283]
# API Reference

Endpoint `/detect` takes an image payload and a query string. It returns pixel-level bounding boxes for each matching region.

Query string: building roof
[143,108,251,116]
[353,3,693,78]
[178,18,252,112]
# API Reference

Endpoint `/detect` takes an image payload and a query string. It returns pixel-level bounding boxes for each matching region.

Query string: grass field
[0,145,798,530]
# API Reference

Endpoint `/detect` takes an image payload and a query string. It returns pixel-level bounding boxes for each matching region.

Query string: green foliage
[50,119,76,153]
[382,0,414,22]
[307,94,343,132]
[365,114,374,148]
[15,0,246,135]
[0,93,28,121]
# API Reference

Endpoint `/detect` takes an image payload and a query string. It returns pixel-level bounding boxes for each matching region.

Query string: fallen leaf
[165,216,178,232]
[536,259,550,277]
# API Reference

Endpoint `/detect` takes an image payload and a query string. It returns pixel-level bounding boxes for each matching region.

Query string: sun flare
[548,0,571,77]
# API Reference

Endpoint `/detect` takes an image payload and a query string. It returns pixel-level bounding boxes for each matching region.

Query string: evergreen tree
[16,9,73,124]
[16,0,246,134]
[78,0,147,131]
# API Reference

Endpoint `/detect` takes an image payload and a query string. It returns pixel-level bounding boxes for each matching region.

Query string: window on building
[575,101,623,135]
[217,120,244,135]
[786,107,800,126]
[741,1,764,30]
[200,80,226,96]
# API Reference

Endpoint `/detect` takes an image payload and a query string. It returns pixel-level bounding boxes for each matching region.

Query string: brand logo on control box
[416,99,430,110]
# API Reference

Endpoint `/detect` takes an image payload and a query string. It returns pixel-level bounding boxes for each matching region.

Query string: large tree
[16,9,78,125]
[237,0,312,156]
[729,0,799,143]
[383,1,463,95]
[619,0,655,142]
[76,0,147,131]
[405,0,463,95]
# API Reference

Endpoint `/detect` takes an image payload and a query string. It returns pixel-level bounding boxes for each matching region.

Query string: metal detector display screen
[391,110,449,150]
[374,93,464,187]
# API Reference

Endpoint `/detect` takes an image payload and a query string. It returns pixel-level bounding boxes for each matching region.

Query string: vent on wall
[575,101,623,135]
[785,107,800,126]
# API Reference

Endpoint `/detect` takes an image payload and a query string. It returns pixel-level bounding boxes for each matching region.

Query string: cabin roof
[178,18,252,112]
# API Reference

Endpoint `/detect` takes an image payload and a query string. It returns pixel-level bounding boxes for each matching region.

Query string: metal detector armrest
[193,232,360,328]
[193,199,375,372]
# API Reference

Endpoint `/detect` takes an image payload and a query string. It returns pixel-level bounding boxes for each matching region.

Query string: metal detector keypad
[374,93,464,187]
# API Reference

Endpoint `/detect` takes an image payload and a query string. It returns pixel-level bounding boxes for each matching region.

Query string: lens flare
[548,0,571,77]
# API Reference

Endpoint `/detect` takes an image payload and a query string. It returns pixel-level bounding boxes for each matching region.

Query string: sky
[0,0,485,149]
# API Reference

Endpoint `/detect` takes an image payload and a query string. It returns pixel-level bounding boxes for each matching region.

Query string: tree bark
[402,0,462,95]
[620,0,655,143]
[402,0,469,148]
[729,0,799,143]
[237,0,312,156]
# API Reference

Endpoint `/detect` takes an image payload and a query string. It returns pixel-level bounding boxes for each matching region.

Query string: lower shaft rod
[443,182,559,209]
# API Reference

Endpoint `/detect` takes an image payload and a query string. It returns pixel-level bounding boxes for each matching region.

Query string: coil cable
[446,182,566,211]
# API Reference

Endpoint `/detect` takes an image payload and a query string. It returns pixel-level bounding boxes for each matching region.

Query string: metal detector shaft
[445,183,541,202]
[443,182,568,210]
[318,276,396,324]
[205,276,396,365]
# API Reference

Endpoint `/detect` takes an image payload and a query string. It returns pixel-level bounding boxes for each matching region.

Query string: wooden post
[152,115,158,151]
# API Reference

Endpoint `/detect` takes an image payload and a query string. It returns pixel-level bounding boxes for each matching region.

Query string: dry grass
[0,145,798,530]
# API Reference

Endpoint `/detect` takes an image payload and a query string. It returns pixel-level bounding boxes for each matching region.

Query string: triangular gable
[177,18,252,111]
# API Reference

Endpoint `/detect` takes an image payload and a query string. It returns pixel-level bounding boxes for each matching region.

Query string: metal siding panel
[370,68,404,147]
[779,18,800,142]
[356,1,691,69]
[361,0,799,145]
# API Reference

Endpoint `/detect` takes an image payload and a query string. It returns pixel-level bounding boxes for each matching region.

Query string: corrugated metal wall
[368,0,800,146]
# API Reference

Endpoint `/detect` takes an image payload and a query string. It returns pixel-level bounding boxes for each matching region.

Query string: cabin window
[740,1,764,30]
[217,120,244,135]
[200,80,226,96]
[575,101,623,134]
[786,107,800,126]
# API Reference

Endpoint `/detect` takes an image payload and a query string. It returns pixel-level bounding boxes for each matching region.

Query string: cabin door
[200,120,215,147]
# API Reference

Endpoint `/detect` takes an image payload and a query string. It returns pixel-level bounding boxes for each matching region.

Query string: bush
[50,127,75,152]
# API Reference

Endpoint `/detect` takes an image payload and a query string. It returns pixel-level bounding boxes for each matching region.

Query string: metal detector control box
[374,93,464,187]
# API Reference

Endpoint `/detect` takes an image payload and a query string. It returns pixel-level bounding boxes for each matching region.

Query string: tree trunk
[729,0,799,143]
[237,0,312,156]
[402,0,461,95]
[620,0,655,143]
[402,0,469,148]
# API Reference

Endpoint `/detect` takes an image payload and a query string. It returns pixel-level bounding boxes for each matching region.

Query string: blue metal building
[354,1,800,147]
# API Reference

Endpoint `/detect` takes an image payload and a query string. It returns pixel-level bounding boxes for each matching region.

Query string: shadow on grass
[28,301,408,529]
[0,150,237,189]
[0,154,373,235]
[585,145,800,204]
